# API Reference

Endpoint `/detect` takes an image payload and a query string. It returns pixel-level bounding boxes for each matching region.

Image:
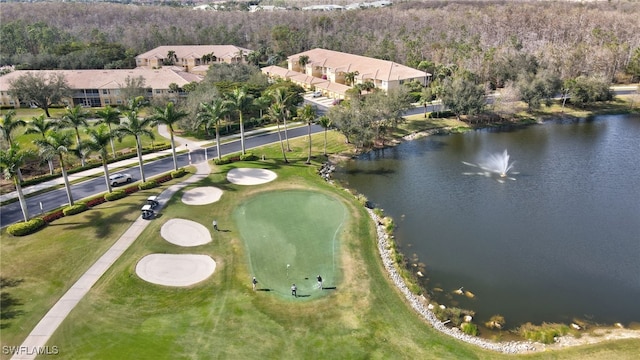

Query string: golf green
[234,190,348,299]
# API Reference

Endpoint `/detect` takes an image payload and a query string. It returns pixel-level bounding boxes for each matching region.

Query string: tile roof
[289,48,429,82]
[0,68,203,91]
[136,45,253,61]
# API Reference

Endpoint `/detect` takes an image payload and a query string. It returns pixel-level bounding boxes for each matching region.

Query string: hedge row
[6,168,186,237]
[213,152,258,165]
[21,144,171,188]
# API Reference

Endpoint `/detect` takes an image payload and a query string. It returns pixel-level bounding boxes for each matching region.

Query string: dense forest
[1,1,639,86]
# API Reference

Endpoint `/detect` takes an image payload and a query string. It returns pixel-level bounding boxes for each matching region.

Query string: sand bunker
[227,168,277,185]
[136,254,216,287]
[161,218,212,247]
[181,186,223,205]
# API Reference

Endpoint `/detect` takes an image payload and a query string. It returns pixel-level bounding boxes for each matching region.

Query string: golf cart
[141,204,155,219]
[147,195,159,208]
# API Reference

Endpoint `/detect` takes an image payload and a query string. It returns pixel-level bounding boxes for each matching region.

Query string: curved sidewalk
[11,132,211,360]
[12,161,211,360]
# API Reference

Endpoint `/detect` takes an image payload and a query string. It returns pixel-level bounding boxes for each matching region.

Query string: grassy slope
[2,125,638,359]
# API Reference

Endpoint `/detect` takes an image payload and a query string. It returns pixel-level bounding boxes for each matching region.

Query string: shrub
[138,180,158,190]
[7,218,46,236]
[485,315,506,330]
[461,323,479,336]
[214,157,231,165]
[518,322,569,344]
[171,168,187,178]
[155,174,173,183]
[63,203,87,216]
[239,152,258,161]
[86,196,107,208]
[104,190,126,201]
[355,193,368,206]
[432,306,475,327]
[124,185,139,194]
[428,110,455,119]
[42,210,64,223]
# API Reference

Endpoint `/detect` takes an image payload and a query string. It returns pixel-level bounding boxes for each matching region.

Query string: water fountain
[479,150,515,177]
[462,150,517,182]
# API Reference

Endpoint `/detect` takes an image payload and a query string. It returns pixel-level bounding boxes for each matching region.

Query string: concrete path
[11,132,211,360]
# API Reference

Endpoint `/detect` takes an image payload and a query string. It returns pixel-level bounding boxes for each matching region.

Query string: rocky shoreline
[324,125,640,353]
[365,208,538,354]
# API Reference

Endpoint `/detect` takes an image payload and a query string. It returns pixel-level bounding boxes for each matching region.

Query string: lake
[334,114,640,328]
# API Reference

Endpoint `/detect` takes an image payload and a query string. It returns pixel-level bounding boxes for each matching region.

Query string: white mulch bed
[227,168,277,185]
[161,218,212,247]
[181,186,223,205]
[135,254,216,287]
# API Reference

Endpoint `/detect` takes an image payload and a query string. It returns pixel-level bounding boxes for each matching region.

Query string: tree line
[1,1,639,84]
[1,65,335,223]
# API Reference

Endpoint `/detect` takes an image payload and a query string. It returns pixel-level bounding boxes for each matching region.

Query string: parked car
[109,173,132,186]
[312,91,323,98]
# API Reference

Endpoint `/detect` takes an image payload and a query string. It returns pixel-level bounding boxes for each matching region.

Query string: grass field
[2,128,639,359]
[234,190,347,298]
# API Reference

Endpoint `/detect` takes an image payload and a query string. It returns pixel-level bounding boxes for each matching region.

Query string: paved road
[0,124,323,227]
[3,85,635,227]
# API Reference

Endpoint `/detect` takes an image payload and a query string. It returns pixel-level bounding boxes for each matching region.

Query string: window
[155,89,162,94]
[104,99,110,105]
[116,100,123,105]
[102,89,109,95]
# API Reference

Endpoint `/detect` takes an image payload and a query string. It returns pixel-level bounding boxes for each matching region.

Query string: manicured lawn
[234,190,347,298]
[2,126,638,360]
[0,182,179,357]
[35,160,488,359]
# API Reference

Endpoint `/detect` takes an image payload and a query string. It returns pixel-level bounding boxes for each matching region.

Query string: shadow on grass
[0,277,24,328]
[63,204,140,238]
[256,288,272,292]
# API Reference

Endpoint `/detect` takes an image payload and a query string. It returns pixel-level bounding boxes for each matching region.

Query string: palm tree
[149,102,188,171]
[84,124,115,193]
[317,116,332,156]
[25,114,57,175]
[298,55,310,73]
[266,102,288,164]
[33,130,76,206]
[296,104,317,164]
[225,88,253,155]
[60,105,89,166]
[0,110,26,147]
[1,110,27,181]
[115,108,154,183]
[95,106,121,159]
[268,87,293,152]
[253,95,272,121]
[0,144,31,222]
[197,98,229,162]
[344,71,360,86]
[419,87,433,118]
